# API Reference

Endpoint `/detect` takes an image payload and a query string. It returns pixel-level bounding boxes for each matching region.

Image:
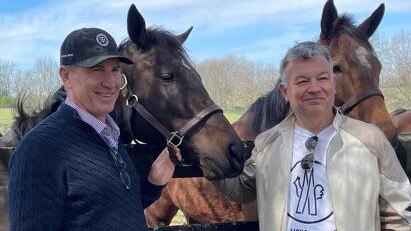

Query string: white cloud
[0,0,410,70]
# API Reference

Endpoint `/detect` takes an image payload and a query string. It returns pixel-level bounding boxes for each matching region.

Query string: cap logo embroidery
[96,33,109,46]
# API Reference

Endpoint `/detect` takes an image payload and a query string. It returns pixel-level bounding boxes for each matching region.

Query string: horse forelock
[324,14,374,52]
[119,26,194,91]
[120,26,188,60]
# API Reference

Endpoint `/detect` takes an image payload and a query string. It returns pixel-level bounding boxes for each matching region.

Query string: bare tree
[0,60,19,107]
[196,56,279,112]
[373,30,411,111]
[13,57,61,109]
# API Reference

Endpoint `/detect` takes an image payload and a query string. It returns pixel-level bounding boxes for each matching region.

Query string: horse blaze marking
[354,46,372,69]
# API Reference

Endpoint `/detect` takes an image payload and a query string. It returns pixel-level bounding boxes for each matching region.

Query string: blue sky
[1,0,410,70]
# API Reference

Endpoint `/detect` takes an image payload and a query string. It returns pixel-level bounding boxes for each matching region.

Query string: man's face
[60,58,123,121]
[280,55,335,119]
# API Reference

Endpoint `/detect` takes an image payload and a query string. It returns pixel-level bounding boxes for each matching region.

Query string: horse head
[319,0,397,142]
[117,4,247,180]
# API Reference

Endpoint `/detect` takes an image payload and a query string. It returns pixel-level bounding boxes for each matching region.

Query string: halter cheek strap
[338,88,383,114]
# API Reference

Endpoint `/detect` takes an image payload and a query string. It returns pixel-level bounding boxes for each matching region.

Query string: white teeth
[98,93,113,97]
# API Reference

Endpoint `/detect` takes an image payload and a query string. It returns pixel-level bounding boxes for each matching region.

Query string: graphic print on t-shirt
[293,168,324,216]
[287,125,336,230]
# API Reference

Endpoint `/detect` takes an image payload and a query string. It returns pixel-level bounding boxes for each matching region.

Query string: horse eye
[333,65,342,74]
[160,73,174,81]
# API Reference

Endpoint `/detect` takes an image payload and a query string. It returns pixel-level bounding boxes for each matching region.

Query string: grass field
[224,111,242,123]
[0,107,13,134]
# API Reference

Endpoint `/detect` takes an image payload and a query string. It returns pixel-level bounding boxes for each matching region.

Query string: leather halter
[122,75,223,165]
[338,88,408,169]
[338,88,384,114]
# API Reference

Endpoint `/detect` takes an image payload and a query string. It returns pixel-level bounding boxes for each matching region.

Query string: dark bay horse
[117,4,246,180]
[144,0,411,226]
[145,81,289,226]
[0,4,249,228]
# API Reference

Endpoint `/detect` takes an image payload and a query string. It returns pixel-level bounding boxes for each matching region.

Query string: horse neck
[346,96,397,142]
[392,111,411,133]
[232,113,258,141]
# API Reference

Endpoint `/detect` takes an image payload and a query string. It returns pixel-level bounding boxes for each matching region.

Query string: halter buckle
[167,131,184,148]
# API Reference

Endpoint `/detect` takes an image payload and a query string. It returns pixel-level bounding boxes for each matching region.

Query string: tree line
[0,31,410,113]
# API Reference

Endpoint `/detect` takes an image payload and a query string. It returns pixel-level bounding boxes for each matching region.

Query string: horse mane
[119,26,189,60]
[327,14,374,50]
[391,108,408,116]
[246,80,289,133]
[12,87,66,141]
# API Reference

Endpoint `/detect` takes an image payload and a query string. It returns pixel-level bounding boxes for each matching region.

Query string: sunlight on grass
[0,108,13,133]
[224,111,241,123]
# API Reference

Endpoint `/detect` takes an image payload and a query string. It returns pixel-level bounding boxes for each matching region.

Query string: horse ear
[320,0,338,40]
[127,4,147,48]
[176,26,193,45]
[357,3,384,38]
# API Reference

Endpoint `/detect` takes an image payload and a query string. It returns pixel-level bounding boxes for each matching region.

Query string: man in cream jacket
[214,41,411,230]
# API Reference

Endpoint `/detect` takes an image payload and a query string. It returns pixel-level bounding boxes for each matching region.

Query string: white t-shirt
[287,124,336,231]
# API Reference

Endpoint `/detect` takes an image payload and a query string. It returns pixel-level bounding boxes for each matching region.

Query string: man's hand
[148,147,182,186]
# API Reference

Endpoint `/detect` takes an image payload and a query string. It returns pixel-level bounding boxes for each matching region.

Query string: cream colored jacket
[215,112,411,231]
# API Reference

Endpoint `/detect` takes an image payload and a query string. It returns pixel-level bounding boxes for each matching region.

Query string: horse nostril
[228,140,247,171]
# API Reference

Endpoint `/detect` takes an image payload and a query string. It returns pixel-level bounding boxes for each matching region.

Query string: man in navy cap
[8,27,180,231]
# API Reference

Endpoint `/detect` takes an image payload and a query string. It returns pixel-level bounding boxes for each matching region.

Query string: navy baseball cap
[60,28,133,67]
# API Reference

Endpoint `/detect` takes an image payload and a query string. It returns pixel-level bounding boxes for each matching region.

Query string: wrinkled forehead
[285,55,333,78]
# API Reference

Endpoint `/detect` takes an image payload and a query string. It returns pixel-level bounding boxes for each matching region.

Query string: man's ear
[279,83,288,102]
[59,66,70,84]
[59,66,74,91]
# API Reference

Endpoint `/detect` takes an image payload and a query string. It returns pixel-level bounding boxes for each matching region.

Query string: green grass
[224,111,242,123]
[0,107,13,134]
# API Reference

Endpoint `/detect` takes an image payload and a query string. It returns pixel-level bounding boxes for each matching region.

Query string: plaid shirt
[65,97,120,149]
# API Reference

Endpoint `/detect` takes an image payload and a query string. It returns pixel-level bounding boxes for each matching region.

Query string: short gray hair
[279,41,332,85]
